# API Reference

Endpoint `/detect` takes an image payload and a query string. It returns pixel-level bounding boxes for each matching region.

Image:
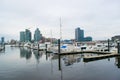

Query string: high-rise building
[34,28,42,42]
[84,37,92,41]
[75,27,92,42]
[1,37,4,43]
[20,31,25,42]
[25,29,31,42]
[75,27,84,42]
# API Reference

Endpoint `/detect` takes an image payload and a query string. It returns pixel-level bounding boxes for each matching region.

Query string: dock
[83,53,120,62]
[57,51,111,55]
[56,51,120,63]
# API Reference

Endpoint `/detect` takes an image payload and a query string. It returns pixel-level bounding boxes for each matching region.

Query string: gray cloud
[0,0,120,41]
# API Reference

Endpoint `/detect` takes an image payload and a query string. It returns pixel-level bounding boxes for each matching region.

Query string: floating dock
[57,51,111,55]
[56,51,120,62]
[83,53,120,62]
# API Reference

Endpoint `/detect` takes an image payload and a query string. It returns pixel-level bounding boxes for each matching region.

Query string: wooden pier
[83,53,120,62]
[56,51,120,63]
[56,51,111,55]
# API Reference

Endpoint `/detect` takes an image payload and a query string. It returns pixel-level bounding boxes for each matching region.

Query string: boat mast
[50,30,53,44]
[60,17,62,40]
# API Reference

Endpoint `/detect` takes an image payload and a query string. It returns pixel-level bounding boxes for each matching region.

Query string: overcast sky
[0,0,120,41]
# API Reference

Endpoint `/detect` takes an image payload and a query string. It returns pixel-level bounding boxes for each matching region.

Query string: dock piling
[117,42,120,54]
[58,39,61,53]
[45,44,47,52]
[58,55,61,70]
[108,39,110,52]
[38,43,39,50]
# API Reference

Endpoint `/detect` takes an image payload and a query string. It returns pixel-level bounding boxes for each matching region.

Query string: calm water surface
[0,45,120,80]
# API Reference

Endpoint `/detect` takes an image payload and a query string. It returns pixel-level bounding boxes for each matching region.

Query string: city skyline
[75,27,84,42]
[75,27,92,42]
[0,0,120,41]
[34,28,42,42]
[20,29,32,42]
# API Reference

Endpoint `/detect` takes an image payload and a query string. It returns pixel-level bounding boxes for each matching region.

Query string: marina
[1,0,120,80]
[0,45,120,80]
[9,40,120,63]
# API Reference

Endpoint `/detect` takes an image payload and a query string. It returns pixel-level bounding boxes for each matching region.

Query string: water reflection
[20,47,55,62]
[58,54,82,71]
[1,46,120,80]
[19,47,120,71]
[20,47,32,60]
[115,57,120,68]
[58,53,120,72]
[62,54,81,66]
[33,50,43,63]
[0,50,5,55]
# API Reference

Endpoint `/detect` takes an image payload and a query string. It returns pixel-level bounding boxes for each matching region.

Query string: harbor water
[0,45,120,80]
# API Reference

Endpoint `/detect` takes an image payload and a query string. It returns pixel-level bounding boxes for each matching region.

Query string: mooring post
[4,43,5,50]
[58,54,61,70]
[46,52,48,60]
[108,39,110,52]
[45,44,47,52]
[58,39,61,70]
[38,43,39,50]
[117,42,120,54]
[58,39,61,53]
